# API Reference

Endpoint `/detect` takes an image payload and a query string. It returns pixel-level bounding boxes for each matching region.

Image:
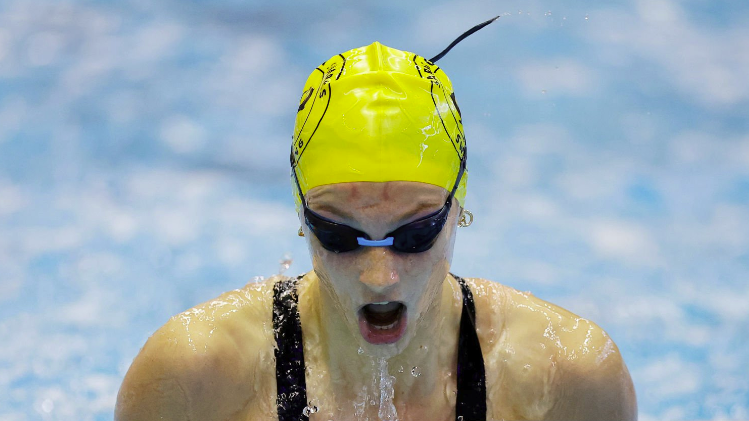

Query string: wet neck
[308,273,463,401]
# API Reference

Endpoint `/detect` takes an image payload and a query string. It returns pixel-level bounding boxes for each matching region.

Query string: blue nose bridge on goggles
[357,237,395,247]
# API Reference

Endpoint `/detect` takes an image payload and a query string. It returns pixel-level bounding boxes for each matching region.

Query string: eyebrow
[306,202,355,221]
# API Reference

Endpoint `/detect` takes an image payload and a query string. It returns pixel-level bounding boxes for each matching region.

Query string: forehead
[306,181,447,217]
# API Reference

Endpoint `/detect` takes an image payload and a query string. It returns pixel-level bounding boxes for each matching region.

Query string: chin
[356,332,413,358]
[354,305,418,358]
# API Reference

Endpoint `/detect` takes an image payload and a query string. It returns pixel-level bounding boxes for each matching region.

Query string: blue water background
[1,0,748,420]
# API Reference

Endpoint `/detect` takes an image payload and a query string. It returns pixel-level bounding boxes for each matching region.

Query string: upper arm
[546,327,637,421]
[115,324,199,421]
[479,282,637,421]
[116,286,278,421]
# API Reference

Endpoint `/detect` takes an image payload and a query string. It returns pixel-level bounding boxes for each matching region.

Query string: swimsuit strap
[273,275,309,421]
[453,274,488,421]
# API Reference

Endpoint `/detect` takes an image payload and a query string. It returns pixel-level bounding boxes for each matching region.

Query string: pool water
[1,0,748,420]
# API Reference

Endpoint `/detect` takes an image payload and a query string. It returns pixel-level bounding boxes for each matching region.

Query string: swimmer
[116,21,636,421]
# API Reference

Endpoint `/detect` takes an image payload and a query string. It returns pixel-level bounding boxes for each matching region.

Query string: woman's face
[302,180,460,355]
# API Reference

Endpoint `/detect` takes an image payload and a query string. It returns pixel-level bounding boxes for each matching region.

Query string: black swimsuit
[272,274,486,421]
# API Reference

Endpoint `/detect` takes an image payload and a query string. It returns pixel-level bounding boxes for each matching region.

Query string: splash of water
[377,358,398,421]
[354,388,367,419]
[352,357,399,420]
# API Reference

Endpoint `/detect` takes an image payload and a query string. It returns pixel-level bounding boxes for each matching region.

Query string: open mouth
[358,302,407,344]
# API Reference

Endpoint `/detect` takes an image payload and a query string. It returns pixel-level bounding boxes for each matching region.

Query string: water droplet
[584,14,589,20]
[541,90,547,94]
[302,405,319,416]
[358,347,364,355]
[411,366,421,377]
[278,253,293,274]
[354,394,366,417]
[544,10,552,16]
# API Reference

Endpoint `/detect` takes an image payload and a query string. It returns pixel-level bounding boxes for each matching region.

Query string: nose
[358,247,400,294]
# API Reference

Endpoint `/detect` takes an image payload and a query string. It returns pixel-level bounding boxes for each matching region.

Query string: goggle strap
[291,164,309,209]
[446,157,467,206]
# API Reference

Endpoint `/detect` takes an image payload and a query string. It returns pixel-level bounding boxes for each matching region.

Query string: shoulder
[115,277,282,421]
[462,277,637,421]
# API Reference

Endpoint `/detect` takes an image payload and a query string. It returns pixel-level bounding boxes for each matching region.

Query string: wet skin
[116,181,637,421]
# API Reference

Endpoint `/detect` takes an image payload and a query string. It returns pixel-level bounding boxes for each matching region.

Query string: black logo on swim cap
[297,87,314,112]
[451,92,462,123]
[292,54,346,164]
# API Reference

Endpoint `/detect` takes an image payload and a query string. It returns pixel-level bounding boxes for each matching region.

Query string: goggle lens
[304,202,451,254]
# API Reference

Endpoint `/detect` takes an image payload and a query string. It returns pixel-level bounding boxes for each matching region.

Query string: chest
[305,356,461,421]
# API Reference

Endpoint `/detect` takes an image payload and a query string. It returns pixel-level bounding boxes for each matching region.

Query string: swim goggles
[292,156,466,254]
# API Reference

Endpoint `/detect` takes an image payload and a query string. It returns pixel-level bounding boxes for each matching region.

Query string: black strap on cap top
[430,16,500,63]
[272,274,487,421]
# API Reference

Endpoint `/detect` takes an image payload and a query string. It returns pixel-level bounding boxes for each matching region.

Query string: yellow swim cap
[290,42,467,208]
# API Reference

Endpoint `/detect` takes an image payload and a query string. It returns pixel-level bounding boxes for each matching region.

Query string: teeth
[373,320,398,330]
[372,301,390,305]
